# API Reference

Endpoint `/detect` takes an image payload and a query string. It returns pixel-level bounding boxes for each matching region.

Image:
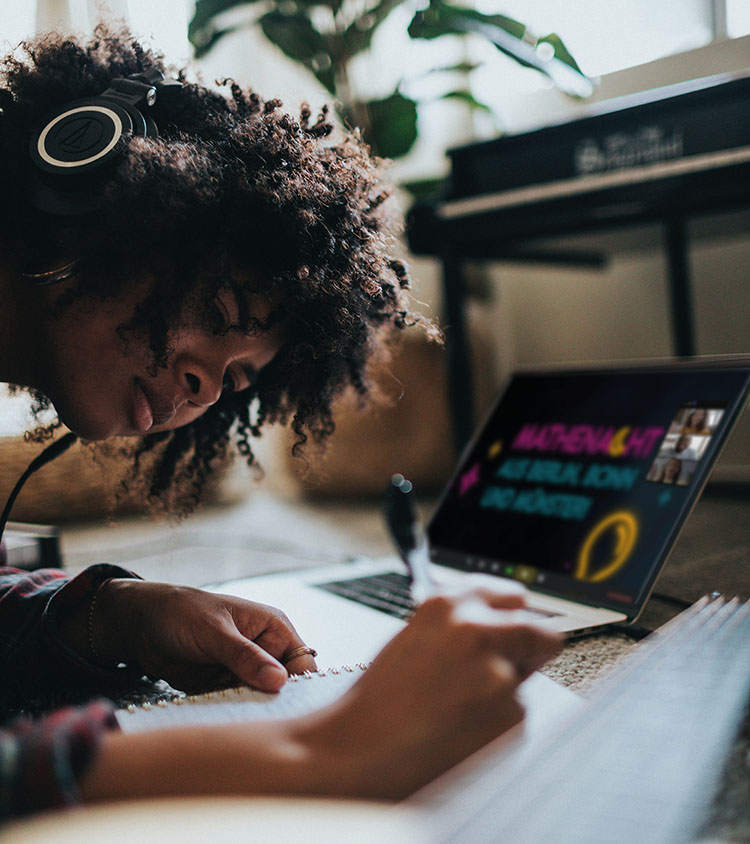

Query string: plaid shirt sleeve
[0,700,117,820]
[0,563,142,699]
[0,564,142,820]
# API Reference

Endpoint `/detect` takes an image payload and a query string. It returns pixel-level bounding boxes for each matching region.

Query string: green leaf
[192,25,243,59]
[341,0,407,59]
[359,92,418,159]
[407,0,591,96]
[259,10,337,94]
[538,32,584,75]
[189,0,339,92]
[188,0,257,52]
[259,10,326,62]
[296,0,345,14]
[439,88,493,114]
[400,176,447,200]
[426,60,482,75]
[408,2,526,43]
[313,63,337,96]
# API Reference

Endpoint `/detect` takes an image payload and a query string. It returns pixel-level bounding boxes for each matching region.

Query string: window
[727,0,750,38]
[0,2,191,63]
[487,0,748,78]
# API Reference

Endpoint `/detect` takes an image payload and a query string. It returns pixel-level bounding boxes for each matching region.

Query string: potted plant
[189,0,591,174]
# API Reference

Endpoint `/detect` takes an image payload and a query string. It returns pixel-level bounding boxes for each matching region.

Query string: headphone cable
[0,432,78,545]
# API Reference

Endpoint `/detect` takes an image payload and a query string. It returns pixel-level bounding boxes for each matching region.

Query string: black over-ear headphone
[28,68,181,214]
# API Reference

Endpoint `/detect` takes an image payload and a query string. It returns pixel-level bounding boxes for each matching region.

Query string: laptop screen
[427,363,750,615]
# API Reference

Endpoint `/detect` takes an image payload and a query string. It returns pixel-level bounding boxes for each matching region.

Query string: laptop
[209,359,750,667]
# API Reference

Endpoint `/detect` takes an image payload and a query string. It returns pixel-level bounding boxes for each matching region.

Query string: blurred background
[1,0,750,523]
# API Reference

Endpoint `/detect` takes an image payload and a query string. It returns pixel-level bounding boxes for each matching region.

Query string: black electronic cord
[608,623,652,641]
[0,432,78,543]
[606,592,707,641]
[651,591,693,609]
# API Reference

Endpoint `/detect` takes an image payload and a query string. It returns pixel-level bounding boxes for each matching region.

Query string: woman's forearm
[78,719,326,804]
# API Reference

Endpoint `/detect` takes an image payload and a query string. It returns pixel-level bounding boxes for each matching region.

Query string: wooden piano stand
[407,71,750,453]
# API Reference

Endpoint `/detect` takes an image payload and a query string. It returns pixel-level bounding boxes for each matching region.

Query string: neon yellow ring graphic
[575,510,639,583]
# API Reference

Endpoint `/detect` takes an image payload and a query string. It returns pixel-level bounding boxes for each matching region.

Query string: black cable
[0,432,78,543]
[651,591,693,609]
[608,623,652,641]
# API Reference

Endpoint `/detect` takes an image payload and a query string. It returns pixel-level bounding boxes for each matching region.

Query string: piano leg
[441,249,476,453]
[664,216,697,357]
[441,218,697,453]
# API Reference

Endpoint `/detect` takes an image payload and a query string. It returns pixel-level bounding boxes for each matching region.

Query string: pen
[384,473,437,605]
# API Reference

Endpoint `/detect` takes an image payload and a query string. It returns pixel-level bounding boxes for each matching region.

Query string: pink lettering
[623,426,665,458]
[511,424,540,451]
[512,423,665,458]
[458,463,481,496]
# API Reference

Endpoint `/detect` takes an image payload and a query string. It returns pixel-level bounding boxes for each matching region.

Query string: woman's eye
[212,299,231,331]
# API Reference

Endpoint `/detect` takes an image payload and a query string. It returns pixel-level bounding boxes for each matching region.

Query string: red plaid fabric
[0,564,139,819]
[1,700,117,818]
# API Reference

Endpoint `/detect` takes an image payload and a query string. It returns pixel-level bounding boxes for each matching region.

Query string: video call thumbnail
[646,403,726,487]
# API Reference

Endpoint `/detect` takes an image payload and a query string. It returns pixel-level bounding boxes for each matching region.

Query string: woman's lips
[133,378,176,432]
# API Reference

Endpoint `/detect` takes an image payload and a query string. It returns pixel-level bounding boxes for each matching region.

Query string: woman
[680,408,710,435]
[0,28,560,818]
[660,457,683,485]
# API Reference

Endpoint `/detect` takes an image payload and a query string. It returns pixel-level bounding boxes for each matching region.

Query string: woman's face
[33,274,284,440]
[664,458,681,481]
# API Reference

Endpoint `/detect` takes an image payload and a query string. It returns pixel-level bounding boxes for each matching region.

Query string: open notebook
[116,663,583,750]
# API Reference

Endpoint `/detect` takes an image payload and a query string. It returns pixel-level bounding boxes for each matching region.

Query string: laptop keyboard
[317,572,416,619]
[316,571,560,621]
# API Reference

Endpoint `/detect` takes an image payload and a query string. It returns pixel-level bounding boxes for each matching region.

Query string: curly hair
[0,27,434,514]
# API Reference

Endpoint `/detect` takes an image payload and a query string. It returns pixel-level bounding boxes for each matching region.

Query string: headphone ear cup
[117,100,150,139]
[29,97,136,178]
[26,71,178,214]
[145,115,159,138]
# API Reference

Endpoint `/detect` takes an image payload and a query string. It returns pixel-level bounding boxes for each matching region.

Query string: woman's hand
[81,587,562,806]
[295,587,562,798]
[93,579,317,692]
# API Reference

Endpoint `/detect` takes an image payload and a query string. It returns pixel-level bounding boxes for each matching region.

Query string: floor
[57,477,749,842]
[59,477,750,614]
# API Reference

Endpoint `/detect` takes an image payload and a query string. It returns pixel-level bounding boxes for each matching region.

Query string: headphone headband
[28,70,181,214]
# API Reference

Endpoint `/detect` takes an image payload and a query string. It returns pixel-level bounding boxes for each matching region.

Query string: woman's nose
[183,368,222,407]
